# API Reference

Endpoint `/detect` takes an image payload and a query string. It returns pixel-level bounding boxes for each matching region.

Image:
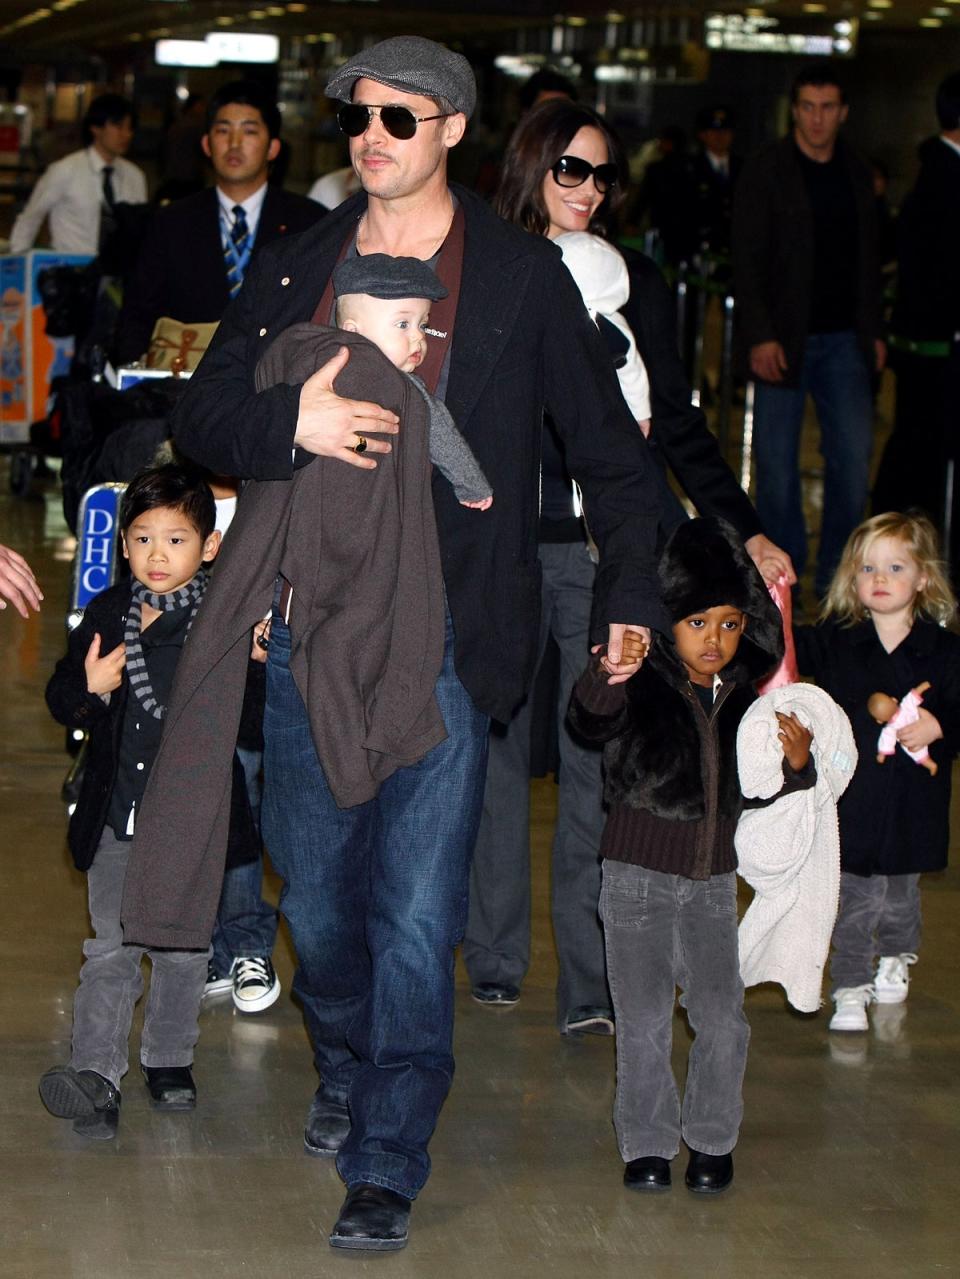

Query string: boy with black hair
[41,463,221,1139]
[570,518,814,1196]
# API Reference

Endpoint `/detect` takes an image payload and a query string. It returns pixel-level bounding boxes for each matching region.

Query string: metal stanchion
[675,260,689,359]
[690,252,707,409]
[740,379,755,495]
[717,293,736,458]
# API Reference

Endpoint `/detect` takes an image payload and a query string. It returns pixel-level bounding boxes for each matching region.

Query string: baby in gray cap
[333,254,492,510]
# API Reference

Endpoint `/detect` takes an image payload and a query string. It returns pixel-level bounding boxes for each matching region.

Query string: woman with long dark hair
[462,98,792,1035]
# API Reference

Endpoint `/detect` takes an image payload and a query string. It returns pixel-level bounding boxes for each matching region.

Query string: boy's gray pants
[830,871,921,994]
[600,862,749,1161]
[70,829,208,1088]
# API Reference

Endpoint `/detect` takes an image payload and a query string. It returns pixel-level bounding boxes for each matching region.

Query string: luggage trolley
[62,481,127,809]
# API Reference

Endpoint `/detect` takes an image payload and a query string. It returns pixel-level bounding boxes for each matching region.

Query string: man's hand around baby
[294,347,400,470]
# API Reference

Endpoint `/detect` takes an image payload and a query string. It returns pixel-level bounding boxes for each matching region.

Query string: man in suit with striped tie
[115,81,324,365]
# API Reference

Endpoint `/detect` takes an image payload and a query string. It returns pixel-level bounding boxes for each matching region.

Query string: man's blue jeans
[210,746,278,974]
[261,612,489,1199]
[753,330,874,596]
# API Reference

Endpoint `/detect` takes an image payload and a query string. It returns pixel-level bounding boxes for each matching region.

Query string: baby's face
[341,294,431,373]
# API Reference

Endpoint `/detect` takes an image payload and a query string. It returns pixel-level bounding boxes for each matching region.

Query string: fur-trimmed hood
[650,516,784,691]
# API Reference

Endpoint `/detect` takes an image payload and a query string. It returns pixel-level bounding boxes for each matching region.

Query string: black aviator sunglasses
[337,102,454,141]
[551,154,619,195]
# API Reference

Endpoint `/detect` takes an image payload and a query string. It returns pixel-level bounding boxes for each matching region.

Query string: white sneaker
[874,953,917,1004]
[231,956,281,1013]
[829,985,874,1031]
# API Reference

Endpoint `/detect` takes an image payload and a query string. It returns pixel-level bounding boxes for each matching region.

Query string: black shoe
[471,982,520,1006]
[203,960,232,998]
[562,1005,615,1036]
[685,1149,734,1194]
[39,1066,120,1141]
[624,1156,671,1192]
[142,1065,197,1111]
[329,1184,411,1251]
[303,1089,351,1157]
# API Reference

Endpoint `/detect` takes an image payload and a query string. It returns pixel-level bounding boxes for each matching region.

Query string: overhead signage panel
[705,14,858,57]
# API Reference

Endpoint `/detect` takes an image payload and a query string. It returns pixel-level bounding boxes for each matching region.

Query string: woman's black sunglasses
[337,102,453,141]
[551,155,619,195]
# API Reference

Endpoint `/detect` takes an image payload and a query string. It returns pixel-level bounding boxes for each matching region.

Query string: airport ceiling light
[867,0,893,7]
[919,15,943,22]
[156,38,219,66]
[207,31,280,61]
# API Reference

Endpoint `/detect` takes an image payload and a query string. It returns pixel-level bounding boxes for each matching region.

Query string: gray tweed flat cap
[333,254,449,302]
[325,36,476,120]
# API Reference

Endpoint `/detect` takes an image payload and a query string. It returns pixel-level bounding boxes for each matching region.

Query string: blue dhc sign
[72,484,126,611]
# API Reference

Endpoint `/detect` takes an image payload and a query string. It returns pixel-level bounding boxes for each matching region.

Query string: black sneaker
[562,1006,615,1036]
[204,960,232,998]
[470,982,520,1006]
[232,956,281,1013]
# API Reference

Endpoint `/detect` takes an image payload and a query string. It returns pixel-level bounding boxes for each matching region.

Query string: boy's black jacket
[45,581,259,873]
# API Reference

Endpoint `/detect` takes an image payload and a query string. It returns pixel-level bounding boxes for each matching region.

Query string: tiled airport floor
[1,456,958,1278]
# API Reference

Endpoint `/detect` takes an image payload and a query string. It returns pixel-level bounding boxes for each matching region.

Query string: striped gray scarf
[125,571,207,719]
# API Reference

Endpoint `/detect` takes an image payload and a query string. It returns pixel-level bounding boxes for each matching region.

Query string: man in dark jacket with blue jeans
[732,61,884,599]
[874,71,960,583]
[123,36,669,1253]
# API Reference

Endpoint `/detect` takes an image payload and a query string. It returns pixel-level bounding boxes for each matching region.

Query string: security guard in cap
[692,104,742,256]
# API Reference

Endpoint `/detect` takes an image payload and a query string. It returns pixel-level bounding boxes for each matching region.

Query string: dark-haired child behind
[569,518,814,1195]
[41,463,222,1139]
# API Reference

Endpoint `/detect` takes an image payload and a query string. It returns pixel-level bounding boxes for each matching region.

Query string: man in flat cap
[124,34,670,1251]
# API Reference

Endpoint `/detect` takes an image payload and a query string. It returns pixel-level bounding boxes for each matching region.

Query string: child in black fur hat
[569,517,814,1196]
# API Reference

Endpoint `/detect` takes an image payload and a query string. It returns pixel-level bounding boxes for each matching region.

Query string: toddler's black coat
[794,619,960,876]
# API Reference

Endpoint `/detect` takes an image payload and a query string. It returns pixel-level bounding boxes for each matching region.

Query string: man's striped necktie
[224,204,250,298]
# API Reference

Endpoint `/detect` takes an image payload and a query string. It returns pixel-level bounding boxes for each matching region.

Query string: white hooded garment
[735,683,858,1013]
[555,231,651,424]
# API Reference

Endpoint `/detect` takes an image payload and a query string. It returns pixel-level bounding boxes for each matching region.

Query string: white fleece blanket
[735,684,858,1012]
